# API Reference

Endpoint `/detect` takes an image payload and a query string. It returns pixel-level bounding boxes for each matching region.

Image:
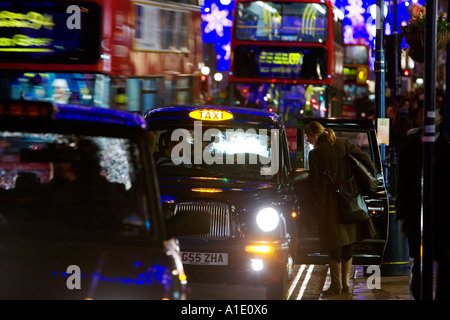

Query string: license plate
[181,251,228,266]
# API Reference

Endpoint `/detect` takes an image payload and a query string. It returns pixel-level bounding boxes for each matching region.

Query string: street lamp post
[421,0,437,301]
[375,0,386,167]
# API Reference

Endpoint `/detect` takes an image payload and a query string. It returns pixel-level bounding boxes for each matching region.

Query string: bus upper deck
[229,0,345,127]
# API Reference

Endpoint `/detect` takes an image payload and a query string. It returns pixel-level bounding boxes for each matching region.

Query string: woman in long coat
[305,121,376,295]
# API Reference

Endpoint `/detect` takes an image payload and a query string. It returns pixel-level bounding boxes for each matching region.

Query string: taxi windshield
[0,131,150,237]
[152,124,279,181]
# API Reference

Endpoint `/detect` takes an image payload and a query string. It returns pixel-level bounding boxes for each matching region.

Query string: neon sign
[257,51,303,77]
[259,52,302,66]
[0,10,55,29]
[0,34,53,49]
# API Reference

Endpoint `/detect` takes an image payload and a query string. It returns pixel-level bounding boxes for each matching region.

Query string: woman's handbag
[348,154,378,194]
[324,170,369,223]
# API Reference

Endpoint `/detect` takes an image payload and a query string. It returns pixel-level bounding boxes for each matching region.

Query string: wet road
[186,264,333,300]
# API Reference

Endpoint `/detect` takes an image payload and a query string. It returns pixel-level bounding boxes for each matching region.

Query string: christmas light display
[201,0,235,71]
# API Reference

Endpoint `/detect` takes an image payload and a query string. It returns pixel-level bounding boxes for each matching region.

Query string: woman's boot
[323,258,342,295]
[341,257,353,294]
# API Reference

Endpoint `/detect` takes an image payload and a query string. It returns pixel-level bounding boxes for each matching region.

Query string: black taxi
[295,117,389,266]
[0,100,202,300]
[144,105,306,299]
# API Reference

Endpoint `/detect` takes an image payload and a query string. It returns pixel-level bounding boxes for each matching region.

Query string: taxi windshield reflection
[152,128,278,181]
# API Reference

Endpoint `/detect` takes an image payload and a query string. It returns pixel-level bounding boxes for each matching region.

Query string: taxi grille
[174,202,230,239]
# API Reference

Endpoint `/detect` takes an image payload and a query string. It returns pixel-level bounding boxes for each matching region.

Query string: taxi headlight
[256,207,280,232]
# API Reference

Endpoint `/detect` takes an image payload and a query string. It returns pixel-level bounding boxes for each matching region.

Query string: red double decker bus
[0,0,203,112]
[228,0,344,128]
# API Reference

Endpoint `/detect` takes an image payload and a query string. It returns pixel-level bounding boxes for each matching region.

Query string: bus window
[0,71,109,108]
[233,46,328,80]
[342,44,370,118]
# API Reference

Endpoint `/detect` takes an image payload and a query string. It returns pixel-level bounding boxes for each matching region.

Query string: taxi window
[303,130,372,170]
[0,131,150,236]
[152,125,279,181]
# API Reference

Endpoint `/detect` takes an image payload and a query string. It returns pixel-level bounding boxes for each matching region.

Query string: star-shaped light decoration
[345,0,365,25]
[201,3,233,38]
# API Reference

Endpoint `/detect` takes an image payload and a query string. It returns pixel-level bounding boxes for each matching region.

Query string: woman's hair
[304,120,336,146]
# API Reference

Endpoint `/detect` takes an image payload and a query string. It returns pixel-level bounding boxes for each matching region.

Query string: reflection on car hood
[158,176,276,207]
[0,235,172,300]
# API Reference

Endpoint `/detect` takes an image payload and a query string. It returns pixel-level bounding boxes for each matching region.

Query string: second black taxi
[0,100,201,300]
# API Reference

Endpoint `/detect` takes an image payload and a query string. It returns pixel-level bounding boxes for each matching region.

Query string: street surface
[186,264,413,300]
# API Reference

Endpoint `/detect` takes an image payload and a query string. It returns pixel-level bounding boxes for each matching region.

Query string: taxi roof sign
[189,109,233,121]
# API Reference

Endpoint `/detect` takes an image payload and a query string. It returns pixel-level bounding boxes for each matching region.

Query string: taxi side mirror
[167,212,211,238]
[289,168,309,184]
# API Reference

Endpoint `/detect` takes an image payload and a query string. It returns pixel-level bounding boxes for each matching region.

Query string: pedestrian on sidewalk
[304,121,377,295]
[395,122,422,299]
[396,105,450,300]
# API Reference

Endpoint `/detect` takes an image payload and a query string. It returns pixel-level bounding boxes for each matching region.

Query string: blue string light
[201,0,235,71]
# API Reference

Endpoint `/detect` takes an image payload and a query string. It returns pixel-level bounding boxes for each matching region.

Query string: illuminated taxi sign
[189,109,233,121]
